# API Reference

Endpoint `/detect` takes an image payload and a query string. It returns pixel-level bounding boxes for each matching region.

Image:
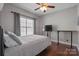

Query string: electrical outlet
[66,40,68,42]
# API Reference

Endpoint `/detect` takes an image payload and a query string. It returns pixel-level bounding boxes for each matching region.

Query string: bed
[0,26,51,56]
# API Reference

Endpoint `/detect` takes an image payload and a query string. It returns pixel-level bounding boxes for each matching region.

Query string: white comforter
[4,35,51,56]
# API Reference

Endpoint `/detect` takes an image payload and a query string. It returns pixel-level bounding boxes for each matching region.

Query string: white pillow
[4,33,18,48]
[5,31,22,45]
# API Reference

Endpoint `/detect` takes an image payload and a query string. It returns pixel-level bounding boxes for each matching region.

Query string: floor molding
[51,40,79,51]
[77,46,79,51]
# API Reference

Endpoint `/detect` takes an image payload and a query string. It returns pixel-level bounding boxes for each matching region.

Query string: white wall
[77,5,79,50]
[0,3,4,11]
[39,6,78,46]
[0,4,38,32]
[0,3,4,25]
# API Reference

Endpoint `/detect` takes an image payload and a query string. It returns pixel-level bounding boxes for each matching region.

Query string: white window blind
[20,15,34,36]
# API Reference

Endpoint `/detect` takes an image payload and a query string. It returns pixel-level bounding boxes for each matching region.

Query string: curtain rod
[11,11,16,13]
[11,11,36,19]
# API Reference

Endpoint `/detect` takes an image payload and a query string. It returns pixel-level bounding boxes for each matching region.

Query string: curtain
[0,26,4,56]
[14,12,20,36]
[78,17,79,25]
[34,19,36,34]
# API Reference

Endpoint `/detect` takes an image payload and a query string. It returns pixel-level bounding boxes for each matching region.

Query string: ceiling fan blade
[36,3,40,5]
[34,7,40,11]
[47,6,55,8]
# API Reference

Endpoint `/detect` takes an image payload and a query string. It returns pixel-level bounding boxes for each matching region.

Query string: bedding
[4,35,51,56]
[4,33,18,48]
[5,31,22,45]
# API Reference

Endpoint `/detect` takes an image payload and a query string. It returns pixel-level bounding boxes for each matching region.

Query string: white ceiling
[10,3,78,16]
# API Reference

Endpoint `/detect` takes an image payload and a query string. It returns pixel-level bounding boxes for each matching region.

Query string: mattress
[4,35,51,56]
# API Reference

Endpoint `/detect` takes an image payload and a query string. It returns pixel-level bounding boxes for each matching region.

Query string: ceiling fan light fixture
[40,6,47,12]
[35,3,55,12]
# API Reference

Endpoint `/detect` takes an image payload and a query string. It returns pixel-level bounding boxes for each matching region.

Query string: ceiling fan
[35,3,55,12]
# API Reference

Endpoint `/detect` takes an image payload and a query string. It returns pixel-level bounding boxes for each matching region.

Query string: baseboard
[51,40,79,51]
[77,46,79,51]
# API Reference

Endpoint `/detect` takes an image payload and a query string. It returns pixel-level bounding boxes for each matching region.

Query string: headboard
[0,26,4,56]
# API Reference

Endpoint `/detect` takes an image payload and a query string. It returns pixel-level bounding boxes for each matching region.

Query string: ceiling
[10,3,78,16]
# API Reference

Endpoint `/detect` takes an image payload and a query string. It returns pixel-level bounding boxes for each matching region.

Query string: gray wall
[38,6,78,46]
[35,17,44,35]
[0,4,38,32]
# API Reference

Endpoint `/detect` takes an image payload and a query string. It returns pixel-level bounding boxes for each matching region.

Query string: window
[20,15,34,36]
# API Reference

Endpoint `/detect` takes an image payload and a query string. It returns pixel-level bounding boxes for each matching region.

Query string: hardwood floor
[37,42,78,56]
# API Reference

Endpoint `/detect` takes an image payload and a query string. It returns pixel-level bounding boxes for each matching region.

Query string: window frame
[20,15,34,36]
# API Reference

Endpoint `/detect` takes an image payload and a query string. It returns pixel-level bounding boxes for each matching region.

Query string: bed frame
[0,26,4,56]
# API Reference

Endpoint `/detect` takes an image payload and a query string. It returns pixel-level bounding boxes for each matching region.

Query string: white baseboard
[77,46,79,51]
[51,40,79,51]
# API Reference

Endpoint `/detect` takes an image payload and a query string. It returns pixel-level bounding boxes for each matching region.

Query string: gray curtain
[34,19,36,34]
[14,12,20,36]
[78,17,79,25]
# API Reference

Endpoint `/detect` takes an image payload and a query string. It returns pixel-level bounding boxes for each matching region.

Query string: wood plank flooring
[37,42,78,56]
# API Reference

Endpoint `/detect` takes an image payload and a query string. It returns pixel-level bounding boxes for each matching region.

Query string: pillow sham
[5,31,22,45]
[4,33,18,48]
